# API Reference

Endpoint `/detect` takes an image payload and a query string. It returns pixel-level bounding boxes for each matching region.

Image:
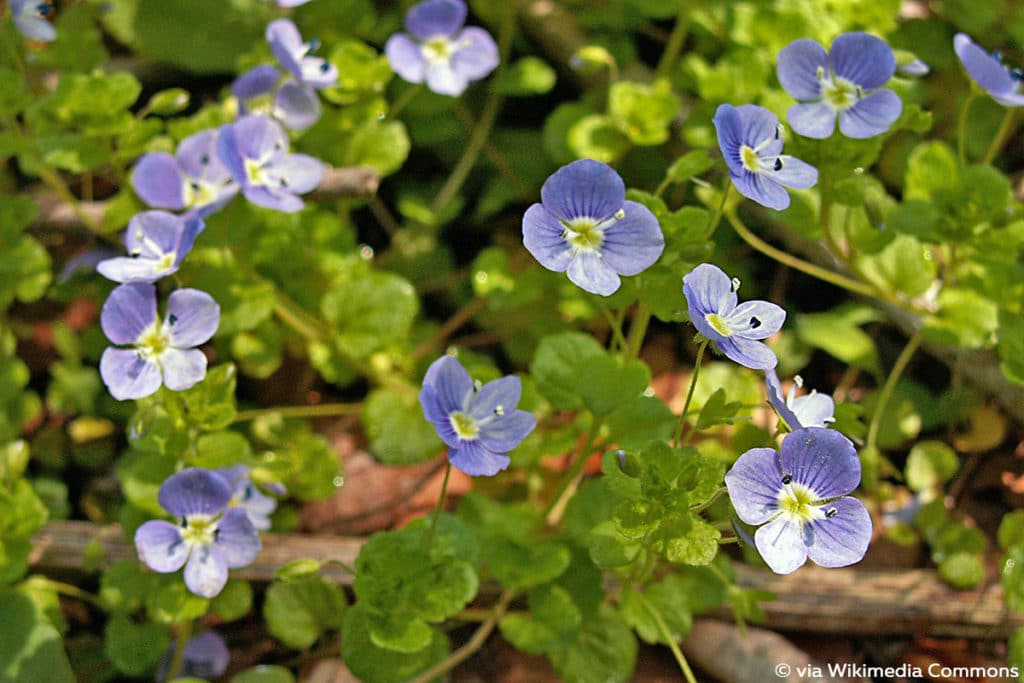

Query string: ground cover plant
[2,0,1024,681]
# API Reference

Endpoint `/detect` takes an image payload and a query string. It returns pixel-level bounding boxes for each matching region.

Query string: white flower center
[422,37,454,64]
[560,208,625,254]
[180,514,218,547]
[135,321,172,360]
[776,479,825,524]
[816,66,862,111]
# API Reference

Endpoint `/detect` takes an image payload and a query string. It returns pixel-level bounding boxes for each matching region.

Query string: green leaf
[322,39,393,105]
[939,552,985,589]
[0,235,51,308]
[856,234,936,298]
[264,574,347,649]
[178,364,237,430]
[211,579,253,622]
[134,0,264,73]
[549,604,637,683]
[905,441,959,492]
[275,558,323,582]
[103,614,168,676]
[322,268,418,361]
[904,141,959,200]
[619,576,694,645]
[887,199,939,241]
[1003,546,1024,612]
[922,288,998,349]
[145,88,190,116]
[343,119,410,176]
[362,386,441,466]
[665,150,714,184]
[494,57,557,96]
[531,333,607,410]
[0,591,74,683]
[695,387,743,429]
[658,516,721,565]
[353,525,478,652]
[998,511,1024,550]
[230,666,296,683]
[486,539,572,590]
[99,559,152,613]
[500,584,582,655]
[608,80,680,146]
[579,356,650,418]
[33,5,106,72]
[342,605,449,683]
[0,68,30,117]
[998,309,1024,386]
[1009,626,1024,681]
[603,396,677,450]
[190,430,253,470]
[567,114,631,163]
[794,305,881,373]
[144,577,209,625]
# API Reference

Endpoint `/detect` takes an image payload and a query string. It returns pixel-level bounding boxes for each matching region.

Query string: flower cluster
[419,355,536,476]
[726,428,871,574]
[135,468,265,598]
[386,0,499,96]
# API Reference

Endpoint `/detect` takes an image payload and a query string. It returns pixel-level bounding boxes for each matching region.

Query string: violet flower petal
[838,89,903,139]
[133,153,187,210]
[101,283,158,344]
[158,468,233,519]
[405,0,466,39]
[540,158,624,222]
[754,516,808,574]
[159,348,208,392]
[779,427,860,500]
[448,439,510,477]
[135,520,189,573]
[184,545,229,598]
[165,288,219,348]
[804,496,872,568]
[213,508,262,568]
[99,348,161,400]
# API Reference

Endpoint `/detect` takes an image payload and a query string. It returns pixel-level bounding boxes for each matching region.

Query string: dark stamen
[825,507,838,519]
[191,182,200,191]
[749,316,762,329]
[319,62,330,73]
[169,314,178,325]
[280,178,289,188]
[201,154,210,165]
[781,474,793,485]
[773,158,783,171]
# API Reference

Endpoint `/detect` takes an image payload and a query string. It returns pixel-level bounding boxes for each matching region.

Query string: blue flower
[135,469,261,598]
[96,211,204,284]
[156,630,230,682]
[214,466,281,531]
[419,355,536,476]
[713,104,818,211]
[777,32,902,139]
[132,130,239,216]
[99,284,219,400]
[385,0,499,96]
[266,19,338,89]
[765,368,835,430]
[954,33,1024,107]
[232,65,322,131]
[217,115,324,213]
[682,263,786,370]
[522,159,664,296]
[725,427,872,574]
[11,0,55,41]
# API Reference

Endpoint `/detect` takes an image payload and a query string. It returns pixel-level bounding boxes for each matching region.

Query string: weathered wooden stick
[29,165,381,233]
[30,521,1022,639]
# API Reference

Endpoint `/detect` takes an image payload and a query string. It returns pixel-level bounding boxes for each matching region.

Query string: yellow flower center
[740,145,761,172]
[181,515,217,545]
[777,481,819,523]
[423,37,453,63]
[449,411,479,440]
[704,312,733,337]
[244,158,268,186]
[563,218,605,252]
[136,323,170,359]
[821,75,860,110]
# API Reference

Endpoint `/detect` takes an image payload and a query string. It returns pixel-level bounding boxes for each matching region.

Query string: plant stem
[430,4,514,215]
[273,292,328,342]
[958,90,979,166]
[725,212,882,300]
[689,485,726,513]
[599,301,628,353]
[625,299,651,360]
[704,182,731,240]
[411,296,488,362]
[635,592,698,683]
[388,83,423,119]
[654,3,691,81]
[982,107,1018,166]
[36,164,107,237]
[865,330,922,454]
[232,402,362,422]
[673,339,708,447]
[423,462,452,552]
[408,589,516,683]
[542,422,601,524]
[39,579,104,608]
[165,619,193,683]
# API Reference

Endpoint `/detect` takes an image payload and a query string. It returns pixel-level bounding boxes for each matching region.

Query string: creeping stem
[542,421,602,525]
[599,301,629,353]
[635,591,698,683]
[407,589,517,683]
[673,338,709,447]
[654,2,691,80]
[725,212,882,300]
[625,299,650,360]
[165,619,193,683]
[865,330,922,454]
[704,181,731,240]
[423,462,452,552]
[957,90,979,166]
[982,107,1019,166]
[430,3,515,214]
[232,402,362,422]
